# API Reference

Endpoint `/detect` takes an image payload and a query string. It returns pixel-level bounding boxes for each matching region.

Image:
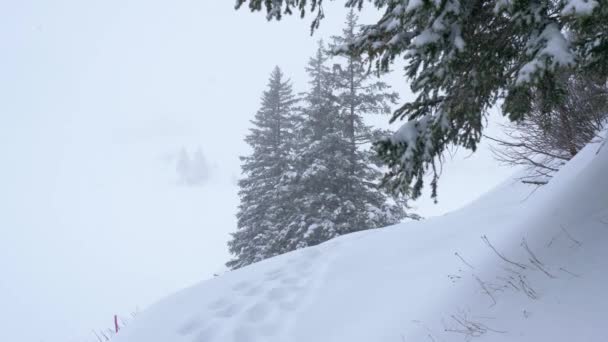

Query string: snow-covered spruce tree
[235,0,608,200]
[330,11,398,174]
[329,11,410,231]
[227,67,299,269]
[282,42,407,250]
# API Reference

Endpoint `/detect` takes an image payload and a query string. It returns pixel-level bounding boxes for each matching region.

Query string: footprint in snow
[302,247,322,259]
[265,287,289,301]
[216,303,241,318]
[176,317,203,336]
[258,321,281,337]
[232,325,257,342]
[279,276,300,285]
[245,302,271,322]
[265,267,284,276]
[242,284,264,296]
[294,260,314,272]
[264,270,285,281]
[278,296,302,312]
[192,324,219,342]
[207,298,229,310]
[232,281,252,291]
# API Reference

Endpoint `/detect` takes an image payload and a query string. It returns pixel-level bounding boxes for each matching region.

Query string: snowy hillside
[114,135,608,342]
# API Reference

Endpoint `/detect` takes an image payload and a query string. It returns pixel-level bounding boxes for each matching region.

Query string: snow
[412,28,441,47]
[454,34,465,51]
[516,24,575,84]
[406,0,424,13]
[493,0,512,13]
[385,18,401,31]
[113,136,607,341]
[561,0,599,16]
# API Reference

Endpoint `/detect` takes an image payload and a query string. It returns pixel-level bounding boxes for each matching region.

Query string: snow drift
[114,135,608,342]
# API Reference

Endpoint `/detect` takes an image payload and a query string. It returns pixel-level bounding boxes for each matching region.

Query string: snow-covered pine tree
[282,41,407,250]
[236,0,608,200]
[227,67,299,269]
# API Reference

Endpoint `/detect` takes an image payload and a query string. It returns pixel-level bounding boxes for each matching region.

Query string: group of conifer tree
[227,12,412,269]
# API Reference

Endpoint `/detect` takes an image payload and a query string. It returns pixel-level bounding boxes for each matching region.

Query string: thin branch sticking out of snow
[482,235,529,270]
[455,252,475,270]
[475,275,497,307]
[443,310,506,340]
[559,267,581,278]
[521,238,556,279]
[560,225,582,247]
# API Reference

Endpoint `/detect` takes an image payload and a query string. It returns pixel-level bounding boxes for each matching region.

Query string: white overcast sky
[0,1,513,341]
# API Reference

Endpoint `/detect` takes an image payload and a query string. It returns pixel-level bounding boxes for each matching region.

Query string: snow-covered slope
[115,136,608,342]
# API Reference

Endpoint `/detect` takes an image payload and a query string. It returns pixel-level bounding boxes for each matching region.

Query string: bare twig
[91,330,103,342]
[521,180,548,185]
[597,138,606,155]
[546,233,559,248]
[561,225,582,247]
[521,184,542,202]
[455,252,475,270]
[444,311,506,340]
[475,275,497,307]
[497,275,521,292]
[521,239,543,265]
[502,266,522,276]
[518,275,538,299]
[521,238,556,278]
[559,267,581,278]
[482,235,528,270]
[410,320,441,342]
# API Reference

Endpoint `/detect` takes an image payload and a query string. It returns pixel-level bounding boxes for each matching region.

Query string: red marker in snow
[114,315,119,333]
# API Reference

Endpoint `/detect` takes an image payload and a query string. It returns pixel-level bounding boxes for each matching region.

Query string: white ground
[114,135,608,342]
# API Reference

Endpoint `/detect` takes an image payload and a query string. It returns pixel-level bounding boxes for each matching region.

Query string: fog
[0,1,512,341]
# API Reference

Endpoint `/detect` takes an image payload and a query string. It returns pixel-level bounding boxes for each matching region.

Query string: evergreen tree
[330,11,398,174]
[281,42,343,249]
[236,0,608,200]
[227,67,299,269]
[329,11,409,232]
[283,41,408,250]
